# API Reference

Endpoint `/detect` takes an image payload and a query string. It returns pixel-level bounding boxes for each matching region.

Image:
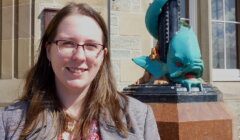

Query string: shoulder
[125,96,160,139]
[2,101,28,115]
[127,96,149,113]
[0,101,28,128]
[0,101,28,139]
[126,96,153,121]
[118,94,152,123]
[118,93,149,114]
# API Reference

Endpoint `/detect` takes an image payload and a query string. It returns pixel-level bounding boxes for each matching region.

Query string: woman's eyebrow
[84,39,101,44]
[56,36,76,41]
[56,35,102,44]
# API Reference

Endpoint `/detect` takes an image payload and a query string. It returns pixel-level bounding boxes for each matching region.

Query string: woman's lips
[66,67,88,74]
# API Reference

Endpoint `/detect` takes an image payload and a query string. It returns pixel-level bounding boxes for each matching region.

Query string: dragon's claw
[180,78,203,92]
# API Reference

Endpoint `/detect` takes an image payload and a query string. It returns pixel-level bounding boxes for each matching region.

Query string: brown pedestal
[149,102,232,140]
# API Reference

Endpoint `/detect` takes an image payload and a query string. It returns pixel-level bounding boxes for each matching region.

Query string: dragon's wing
[132,56,167,78]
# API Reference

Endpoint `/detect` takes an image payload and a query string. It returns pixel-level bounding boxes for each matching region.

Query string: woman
[0,3,160,140]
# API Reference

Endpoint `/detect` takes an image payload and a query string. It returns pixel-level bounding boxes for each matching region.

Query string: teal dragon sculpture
[132,0,204,91]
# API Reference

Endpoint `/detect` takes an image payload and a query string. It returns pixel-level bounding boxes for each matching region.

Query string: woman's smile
[66,66,88,76]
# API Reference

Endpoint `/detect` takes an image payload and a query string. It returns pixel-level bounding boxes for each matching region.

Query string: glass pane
[180,0,188,18]
[225,0,236,21]
[211,0,223,20]
[226,23,237,68]
[212,22,225,68]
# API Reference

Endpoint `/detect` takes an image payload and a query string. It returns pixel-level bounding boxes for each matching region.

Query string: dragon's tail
[145,0,169,39]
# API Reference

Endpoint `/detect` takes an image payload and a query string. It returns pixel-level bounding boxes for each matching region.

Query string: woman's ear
[104,48,108,56]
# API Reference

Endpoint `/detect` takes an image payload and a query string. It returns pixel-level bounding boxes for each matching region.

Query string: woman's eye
[63,41,75,45]
[84,44,98,50]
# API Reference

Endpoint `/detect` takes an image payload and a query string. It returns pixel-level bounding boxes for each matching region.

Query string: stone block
[2,4,14,40]
[33,38,41,61]
[131,0,141,11]
[111,0,131,11]
[111,49,131,60]
[111,60,120,81]
[0,79,24,104]
[150,102,232,140]
[18,0,32,4]
[142,0,152,11]
[110,13,119,26]
[120,60,143,82]
[118,13,148,36]
[130,50,142,58]
[57,0,106,6]
[213,82,240,100]
[35,0,54,3]
[2,0,14,7]
[110,25,119,35]
[33,2,41,36]
[18,3,31,38]
[16,38,32,78]
[224,100,240,140]
[111,35,141,50]
[91,6,108,22]
[1,40,14,79]
[141,37,152,54]
[111,0,143,12]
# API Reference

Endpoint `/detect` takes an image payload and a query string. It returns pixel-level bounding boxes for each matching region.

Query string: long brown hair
[19,3,129,139]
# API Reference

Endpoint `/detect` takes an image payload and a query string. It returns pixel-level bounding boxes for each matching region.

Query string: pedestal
[124,84,232,140]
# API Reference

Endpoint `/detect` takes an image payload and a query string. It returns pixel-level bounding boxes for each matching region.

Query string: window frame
[180,0,198,33]
[211,0,240,81]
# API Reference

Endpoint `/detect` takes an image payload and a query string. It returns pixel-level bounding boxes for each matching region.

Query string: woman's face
[47,14,106,93]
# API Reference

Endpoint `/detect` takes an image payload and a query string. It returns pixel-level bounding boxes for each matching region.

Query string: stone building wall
[213,82,240,140]
[110,0,152,90]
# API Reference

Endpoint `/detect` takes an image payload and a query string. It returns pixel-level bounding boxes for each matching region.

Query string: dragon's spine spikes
[178,0,181,28]
[158,0,181,63]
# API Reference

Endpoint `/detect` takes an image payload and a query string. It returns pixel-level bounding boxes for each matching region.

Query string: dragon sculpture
[132,0,204,91]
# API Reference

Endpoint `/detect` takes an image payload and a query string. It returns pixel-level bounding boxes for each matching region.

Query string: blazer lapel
[99,109,139,140]
[99,124,140,140]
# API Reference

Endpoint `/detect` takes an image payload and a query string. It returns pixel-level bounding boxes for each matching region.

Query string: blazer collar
[98,108,139,140]
[43,99,139,140]
[99,125,139,140]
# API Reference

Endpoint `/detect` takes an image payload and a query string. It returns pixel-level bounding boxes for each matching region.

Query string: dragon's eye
[176,61,183,67]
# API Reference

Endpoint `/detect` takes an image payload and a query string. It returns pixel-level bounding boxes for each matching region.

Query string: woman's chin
[66,80,90,90]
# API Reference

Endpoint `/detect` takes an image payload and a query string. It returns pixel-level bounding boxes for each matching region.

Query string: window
[180,0,189,23]
[181,0,198,33]
[211,0,240,81]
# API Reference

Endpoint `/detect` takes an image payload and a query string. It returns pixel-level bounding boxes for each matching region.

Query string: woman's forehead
[55,14,103,43]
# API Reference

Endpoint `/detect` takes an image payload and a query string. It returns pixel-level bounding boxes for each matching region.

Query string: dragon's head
[167,26,204,86]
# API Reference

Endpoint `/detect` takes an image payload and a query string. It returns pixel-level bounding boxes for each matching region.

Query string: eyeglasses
[51,40,104,57]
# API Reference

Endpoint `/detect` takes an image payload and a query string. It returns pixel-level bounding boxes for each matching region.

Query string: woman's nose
[71,47,86,61]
